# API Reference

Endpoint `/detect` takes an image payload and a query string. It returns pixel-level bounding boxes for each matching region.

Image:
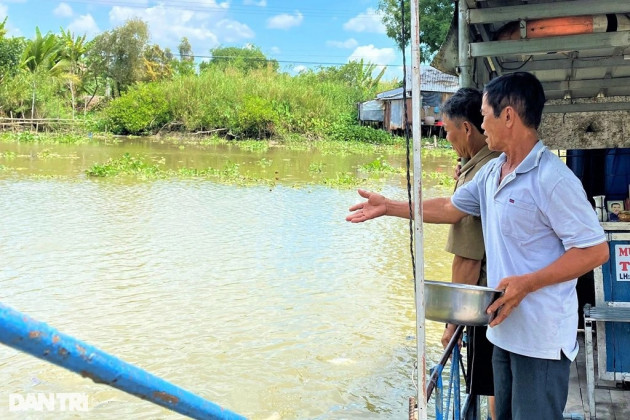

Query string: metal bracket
[519,19,527,39]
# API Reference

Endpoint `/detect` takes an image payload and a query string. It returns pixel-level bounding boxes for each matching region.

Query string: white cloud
[326,38,358,49]
[266,11,303,30]
[348,44,396,66]
[214,19,254,42]
[68,14,100,38]
[93,0,149,5]
[343,8,385,34]
[108,3,251,54]
[0,4,7,19]
[244,0,266,6]
[53,2,73,18]
[270,46,280,54]
[348,45,400,81]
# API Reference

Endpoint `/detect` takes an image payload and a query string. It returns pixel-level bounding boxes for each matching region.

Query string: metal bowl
[424,280,502,326]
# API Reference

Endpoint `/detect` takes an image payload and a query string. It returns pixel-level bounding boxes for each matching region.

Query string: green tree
[178,37,193,62]
[143,44,173,81]
[21,27,65,74]
[21,27,68,117]
[59,28,88,118]
[200,45,279,73]
[316,59,386,98]
[87,19,150,97]
[0,36,26,80]
[173,37,195,76]
[378,0,453,60]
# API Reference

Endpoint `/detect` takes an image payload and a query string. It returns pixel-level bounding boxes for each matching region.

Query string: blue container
[595,230,630,380]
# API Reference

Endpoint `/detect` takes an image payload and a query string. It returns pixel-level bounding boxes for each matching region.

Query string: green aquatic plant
[360,156,403,174]
[322,172,363,187]
[86,154,265,186]
[308,162,324,173]
[86,153,164,178]
[0,132,96,145]
[234,140,269,152]
[14,131,36,143]
[424,170,455,187]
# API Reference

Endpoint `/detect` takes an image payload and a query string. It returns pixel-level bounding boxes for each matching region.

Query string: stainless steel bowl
[424,280,502,326]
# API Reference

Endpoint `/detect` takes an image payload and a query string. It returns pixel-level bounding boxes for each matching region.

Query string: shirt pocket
[499,197,537,241]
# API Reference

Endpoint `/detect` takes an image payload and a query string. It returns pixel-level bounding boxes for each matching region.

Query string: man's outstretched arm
[346,189,468,224]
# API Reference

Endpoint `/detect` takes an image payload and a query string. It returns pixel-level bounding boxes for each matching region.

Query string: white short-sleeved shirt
[451,141,606,360]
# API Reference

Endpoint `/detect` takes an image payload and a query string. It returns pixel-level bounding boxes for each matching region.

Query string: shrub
[234,96,278,138]
[328,114,396,144]
[104,83,170,134]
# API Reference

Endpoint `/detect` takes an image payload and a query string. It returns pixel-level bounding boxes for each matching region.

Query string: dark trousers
[492,346,570,420]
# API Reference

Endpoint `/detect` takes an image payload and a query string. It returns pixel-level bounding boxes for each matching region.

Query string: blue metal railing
[0,303,246,420]
[426,325,468,420]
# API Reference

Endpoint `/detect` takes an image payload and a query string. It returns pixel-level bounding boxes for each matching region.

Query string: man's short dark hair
[483,72,546,129]
[441,88,483,133]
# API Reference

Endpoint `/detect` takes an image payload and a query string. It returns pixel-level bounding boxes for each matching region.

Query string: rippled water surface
[0,138,456,419]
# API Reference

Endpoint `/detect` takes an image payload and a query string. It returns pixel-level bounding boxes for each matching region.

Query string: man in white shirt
[347,72,609,419]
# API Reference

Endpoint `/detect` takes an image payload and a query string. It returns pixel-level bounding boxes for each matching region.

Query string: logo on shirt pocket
[500,197,537,241]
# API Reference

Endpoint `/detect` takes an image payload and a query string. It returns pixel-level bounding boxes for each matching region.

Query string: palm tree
[59,28,88,118]
[21,27,67,117]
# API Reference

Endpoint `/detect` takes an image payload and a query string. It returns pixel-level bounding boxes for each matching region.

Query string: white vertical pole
[409,0,426,419]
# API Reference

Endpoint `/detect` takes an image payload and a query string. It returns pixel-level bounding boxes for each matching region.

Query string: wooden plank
[571,331,630,419]
[594,388,614,419]
[575,335,592,419]
[566,359,587,417]
[610,388,630,419]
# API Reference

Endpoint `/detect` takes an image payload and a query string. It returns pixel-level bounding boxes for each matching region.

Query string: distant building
[359,65,459,134]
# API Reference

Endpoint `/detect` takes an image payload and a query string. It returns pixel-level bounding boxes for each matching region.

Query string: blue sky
[0,0,406,80]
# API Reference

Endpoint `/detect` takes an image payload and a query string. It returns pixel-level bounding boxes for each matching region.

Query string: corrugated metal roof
[375,66,459,100]
[407,65,460,93]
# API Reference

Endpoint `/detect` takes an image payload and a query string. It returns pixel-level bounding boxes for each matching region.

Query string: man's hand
[486,274,533,327]
[441,324,460,349]
[346,189,388,223]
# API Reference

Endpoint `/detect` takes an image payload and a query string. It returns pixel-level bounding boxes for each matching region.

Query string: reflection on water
[0,139,455,419]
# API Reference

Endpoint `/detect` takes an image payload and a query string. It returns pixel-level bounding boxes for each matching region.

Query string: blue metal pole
[446,355,455,420]
[453,345,460,420]
[431,365,444,420]
[0,303,246,420]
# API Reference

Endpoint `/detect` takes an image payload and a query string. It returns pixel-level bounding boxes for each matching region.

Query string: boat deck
[565,333,630,419]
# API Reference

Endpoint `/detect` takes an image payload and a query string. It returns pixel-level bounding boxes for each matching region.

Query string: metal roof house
[358,66,459,132]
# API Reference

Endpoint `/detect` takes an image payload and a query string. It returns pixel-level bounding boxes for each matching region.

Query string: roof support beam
[541,77,630,92]
[458,0,473,86]
[500,56,630,72]
[468,0,630,25]
[544,102,630,113]
[469,32,630,58]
